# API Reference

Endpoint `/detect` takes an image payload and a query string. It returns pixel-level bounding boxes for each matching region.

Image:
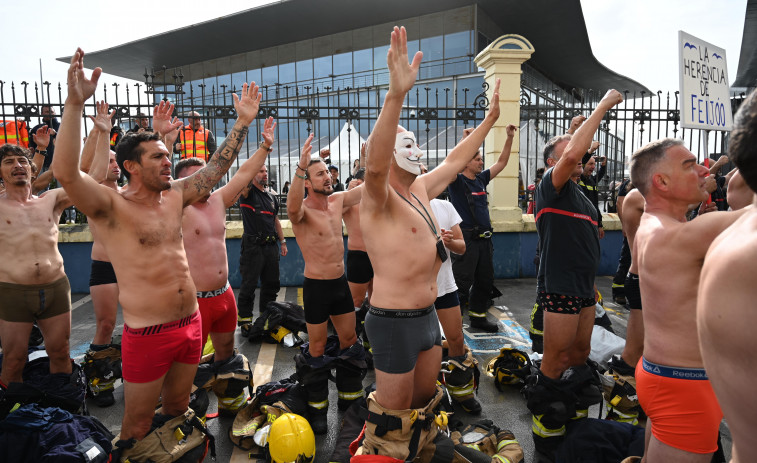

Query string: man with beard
[236,129,287,328]
[287,134,365,434]
[0,142,73,387]
[52,48,260,442]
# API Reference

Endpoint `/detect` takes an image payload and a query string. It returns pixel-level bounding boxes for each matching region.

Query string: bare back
[89,184,197,328]
[635,212,710,367]
[0,190,68,284]
[291,192,349,280]
[698,208,757,463]
[182,193,229,292]
[623,189,644,274]
[360,179,440,309]
[343,203,366,251]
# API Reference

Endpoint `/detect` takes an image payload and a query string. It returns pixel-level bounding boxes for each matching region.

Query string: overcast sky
[0,0,747,96]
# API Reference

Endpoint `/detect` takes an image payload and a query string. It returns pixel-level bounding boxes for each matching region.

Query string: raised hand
[32,125,51,149]
[88,101,114,133]
[232,82,262,126]
[387,26,423,97]
[599,89,623,109]
[152,100,182,135]
[569,115,587,134]
[261,117,276,147]
[461,127,475,140]
[299,134,314,170]
[66,48,101,106]
[505,123,517,138]
[484,78,501,122]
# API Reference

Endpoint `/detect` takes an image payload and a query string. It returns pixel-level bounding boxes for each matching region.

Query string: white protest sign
[678,31,732,131]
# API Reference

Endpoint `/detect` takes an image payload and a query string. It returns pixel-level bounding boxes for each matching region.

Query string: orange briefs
[636,357,722,454]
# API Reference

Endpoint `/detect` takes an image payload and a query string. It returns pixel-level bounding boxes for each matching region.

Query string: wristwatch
[35,149,48,156]
[259,141,273,152]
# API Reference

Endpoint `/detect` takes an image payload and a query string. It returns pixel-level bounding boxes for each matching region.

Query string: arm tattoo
[187,125,249,195]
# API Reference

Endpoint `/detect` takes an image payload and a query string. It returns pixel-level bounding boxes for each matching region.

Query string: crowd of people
[0,25,755,463]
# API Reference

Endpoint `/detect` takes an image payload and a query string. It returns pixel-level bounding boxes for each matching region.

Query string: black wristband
[35,149,48,155]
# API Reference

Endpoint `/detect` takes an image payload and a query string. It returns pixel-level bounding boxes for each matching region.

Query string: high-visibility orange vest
[110,132,119,147]
[180,125,209,160]
[0,120,29,147]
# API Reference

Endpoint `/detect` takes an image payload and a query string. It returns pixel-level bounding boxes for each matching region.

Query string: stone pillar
[474,34,534,227]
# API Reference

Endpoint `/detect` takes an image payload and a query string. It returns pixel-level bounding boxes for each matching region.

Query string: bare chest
[183,202,226,241]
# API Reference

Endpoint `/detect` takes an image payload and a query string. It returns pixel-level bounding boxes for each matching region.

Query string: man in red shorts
[52,48,260,442]
[631,138,748,461]
[175,115,275,411]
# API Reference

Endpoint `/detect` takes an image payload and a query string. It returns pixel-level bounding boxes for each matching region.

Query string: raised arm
[340,183,363,208]
[422,80,500,198]
[275,216,287,257]
[152,100,183,152]
[85,101,115,183]
[219,116,277,208]
[286,134,314,224]
[51,48,115,217]
[551,89,623,191]
[175,82,261,207]
[708,154,729,175]
[363,26,422,209]
[30,125,51,175]
[488,123,517,178]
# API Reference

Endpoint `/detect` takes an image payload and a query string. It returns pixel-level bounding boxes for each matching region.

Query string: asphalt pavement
[66,276,731,462]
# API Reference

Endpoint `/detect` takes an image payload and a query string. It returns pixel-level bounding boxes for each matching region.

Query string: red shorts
[121,310,202,383]
[636,357,722,454]
[197,282,238,343]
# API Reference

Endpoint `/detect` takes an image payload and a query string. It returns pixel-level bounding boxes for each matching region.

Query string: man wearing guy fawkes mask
[356,27,501,457]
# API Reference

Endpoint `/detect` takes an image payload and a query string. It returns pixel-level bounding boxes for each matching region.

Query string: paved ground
[66,276,731,462]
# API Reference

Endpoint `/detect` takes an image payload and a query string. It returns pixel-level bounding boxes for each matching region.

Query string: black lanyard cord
[394,189,438,238]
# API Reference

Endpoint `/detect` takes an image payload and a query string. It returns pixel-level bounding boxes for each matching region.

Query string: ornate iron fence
[518,82,747,212]
[0,73,490,222]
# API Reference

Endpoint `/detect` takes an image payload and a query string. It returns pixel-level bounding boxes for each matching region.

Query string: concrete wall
[59,219,623,293]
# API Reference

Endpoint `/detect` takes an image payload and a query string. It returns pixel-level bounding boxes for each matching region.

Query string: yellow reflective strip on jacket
[493,456,512,463]
[532,415,565,438]
[447,383,475,397]
[497,439,519,451]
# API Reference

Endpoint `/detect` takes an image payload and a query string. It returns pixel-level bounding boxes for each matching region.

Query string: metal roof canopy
[63,0,649,93]
[733,0,757,88]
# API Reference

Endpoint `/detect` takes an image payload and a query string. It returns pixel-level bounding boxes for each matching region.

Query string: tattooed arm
[219,116,276,208]
[175,82,262,207]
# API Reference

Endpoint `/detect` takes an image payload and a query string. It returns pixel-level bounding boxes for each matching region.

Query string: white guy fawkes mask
[394,131,424,175]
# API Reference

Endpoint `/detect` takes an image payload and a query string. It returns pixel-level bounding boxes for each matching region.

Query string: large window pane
[353,48,372,73]
[262,65,278,85]
[314,56,332,79]
[444,31,470,59]
[333,51,352,76]
[296,59,313,82]
[421,35,443,63]
[279,62,296,84]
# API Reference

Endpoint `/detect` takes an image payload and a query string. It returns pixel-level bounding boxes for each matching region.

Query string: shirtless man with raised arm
[76,101,126,407]
[0,144,72,387]
[356,27,500,460]
[175,114,274,413]
[698,89,757,463]
[177,114,272,358]
[630,138,749,462]
[52,49,259,442]
[287,134,365,434]
[343,143,371,310]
